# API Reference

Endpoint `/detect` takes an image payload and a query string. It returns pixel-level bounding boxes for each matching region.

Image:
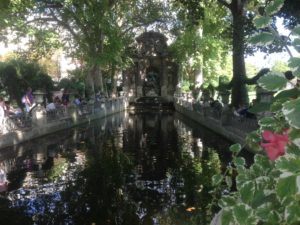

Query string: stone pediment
[136,31,168,57]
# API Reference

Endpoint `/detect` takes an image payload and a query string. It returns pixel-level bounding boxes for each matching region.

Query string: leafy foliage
[171,0,230,87]
[0,58,54,107]
[213,1,300,224]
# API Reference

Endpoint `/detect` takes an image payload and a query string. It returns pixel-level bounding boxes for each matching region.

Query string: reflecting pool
[0,111,252,224]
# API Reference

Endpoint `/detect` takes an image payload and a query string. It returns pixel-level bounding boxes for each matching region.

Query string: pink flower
[261,130,289,161]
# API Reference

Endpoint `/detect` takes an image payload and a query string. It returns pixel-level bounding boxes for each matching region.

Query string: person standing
[61,89,70,106]
[22,87,35,112]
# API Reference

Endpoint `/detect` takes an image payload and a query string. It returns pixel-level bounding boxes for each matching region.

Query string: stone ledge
[174,103,254,152]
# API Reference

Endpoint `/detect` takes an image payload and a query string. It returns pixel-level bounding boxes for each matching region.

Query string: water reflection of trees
[0,116,119,224]
[1,112,230,224]
[121,112,225,225]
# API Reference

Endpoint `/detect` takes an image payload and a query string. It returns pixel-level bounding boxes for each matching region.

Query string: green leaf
[221,209,234,225]
[274,88,300,101]
[292,38,300,52]
[276,155,300,174]
[219,195,236,208]
[239,181,255,204]
[233,157,246,167]
[289,128,300,148]
[252,163,266,176]
[270,98,287,112]
[249,32,274,46]
[230,143,242,153]
[225,176,233,189]
[258,117,276,128]
[282,98,300,129]
[292,25,300,37]
[288,57,300,78]
[258,72,287,91]
[245,217,259,225]
[212,174,223,186]
[245,131,262,152]
[285,203,300,224]
[254,154,272,169]
[236,172,248,189]
[276,175,299,200]
[267,211,282,224]
[265,0,285,15]
[251,189,272,208]
[253,16,271,29]
[233,204,252,224]
[248,102,271,113]
[256,203,273,221]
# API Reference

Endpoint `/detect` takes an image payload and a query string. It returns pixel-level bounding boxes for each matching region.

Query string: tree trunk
[111,63,118,97]
[93,64,104,93]
[85,65,95,98]
[230,0,248,108]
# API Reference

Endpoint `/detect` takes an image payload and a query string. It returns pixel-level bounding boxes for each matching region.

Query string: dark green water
[0,111,248,225]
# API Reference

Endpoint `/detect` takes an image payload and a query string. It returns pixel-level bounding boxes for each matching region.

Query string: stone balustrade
[0,98,127,149]
[174,96,259,149]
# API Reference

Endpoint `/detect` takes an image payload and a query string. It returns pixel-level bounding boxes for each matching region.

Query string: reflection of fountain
[0,167,8,192]
[33,141,47,172]
[1,111,232,224]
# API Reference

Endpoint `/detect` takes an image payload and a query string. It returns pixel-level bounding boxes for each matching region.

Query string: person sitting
[73,94,81,106]
[4,100,15,117]
[0,97,5,133]
[234,103,256,119]
[53,96,62,107]
[285,71,299,89]
[210,99,223,118]
[46,101,56,111]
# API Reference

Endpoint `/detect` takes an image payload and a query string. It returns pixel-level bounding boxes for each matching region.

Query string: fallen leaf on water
[185,207,196,212]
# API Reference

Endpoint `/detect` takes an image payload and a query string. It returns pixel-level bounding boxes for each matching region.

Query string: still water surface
[0,111,245,225]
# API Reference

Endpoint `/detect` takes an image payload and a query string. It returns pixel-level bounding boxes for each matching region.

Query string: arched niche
[143,67,160,96]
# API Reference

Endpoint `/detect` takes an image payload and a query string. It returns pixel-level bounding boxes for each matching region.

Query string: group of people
[0,96,22,134]
[45,92,83,112]
[0,88,34,134]
[197,95,257,120]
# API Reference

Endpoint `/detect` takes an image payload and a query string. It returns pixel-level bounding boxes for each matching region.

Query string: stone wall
[174,101,257,153]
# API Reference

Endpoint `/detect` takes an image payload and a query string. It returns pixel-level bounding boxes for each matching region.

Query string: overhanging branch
[244,68,270,85]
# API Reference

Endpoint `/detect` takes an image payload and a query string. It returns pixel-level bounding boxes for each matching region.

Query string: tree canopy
[0,0,299,105]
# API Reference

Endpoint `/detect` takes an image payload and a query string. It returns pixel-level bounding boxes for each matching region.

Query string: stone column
[32,106,46,127]
[160,57,167,98]
[32,90,46,127]
[136,59,143,98]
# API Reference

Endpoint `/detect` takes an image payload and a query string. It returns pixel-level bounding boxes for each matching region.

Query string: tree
[1,0,176,98]
[171,0,231,90]
[216,0,250,107]
[277,0,300,29]
[212,2,300,223]
[0,58,54,108]
[173,0,252,106]
[175,0,300,107]
[0,1,130,96]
